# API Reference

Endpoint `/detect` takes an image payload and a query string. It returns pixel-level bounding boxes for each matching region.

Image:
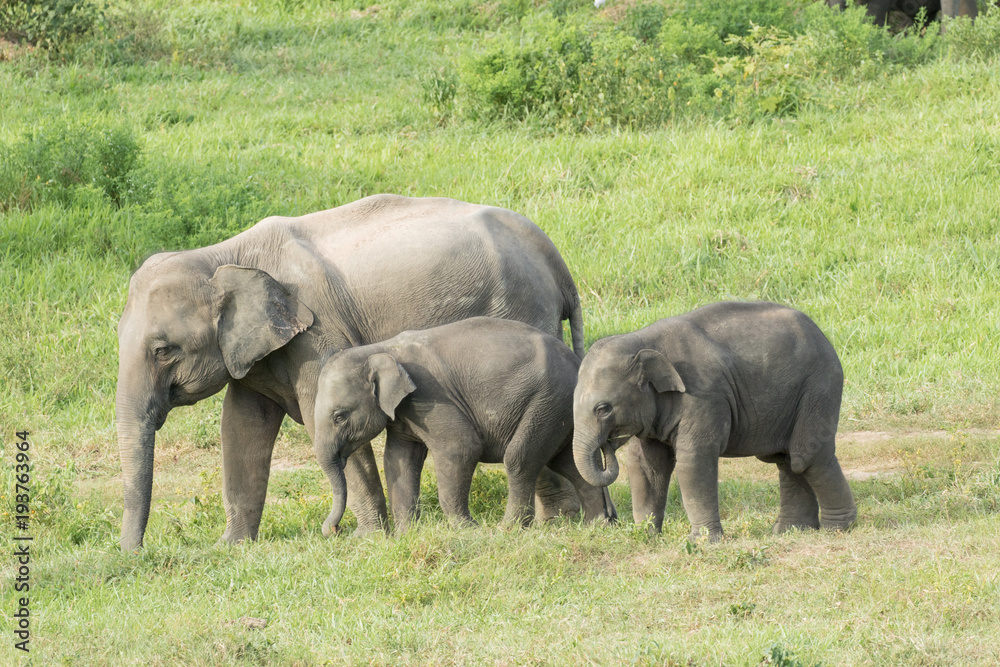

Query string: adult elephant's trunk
[573,424,620,488]
[118,412,156,552]
[322,457,348,537]
[116,355,165,552]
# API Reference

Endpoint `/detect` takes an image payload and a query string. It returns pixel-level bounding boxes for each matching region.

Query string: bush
[459,11,726,129]
[682,0,808,40]
[126,159,270,252]
[0,118,142,211]
[455,0,961,130]
[0,0,104,51]
[946,5,1000,60]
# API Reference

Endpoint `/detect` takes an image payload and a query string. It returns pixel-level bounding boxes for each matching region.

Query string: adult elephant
[116,194,586,551]
[827,0,977,28]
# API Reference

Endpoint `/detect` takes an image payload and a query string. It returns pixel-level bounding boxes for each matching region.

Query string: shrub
[126,159,270,252]
[682,0,809,40]
[946,4,1000,60]
[0,0,104,51]
[0,118,142,211]
[455,0,957,130]
[712,26,809,118]
[459,12,726,129]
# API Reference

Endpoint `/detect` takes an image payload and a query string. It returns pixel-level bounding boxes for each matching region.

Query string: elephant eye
[153,344,178,361]
[594,403,612,419]
[333,411,349,424]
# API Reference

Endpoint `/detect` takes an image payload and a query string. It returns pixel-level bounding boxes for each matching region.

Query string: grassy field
[2,0,1000,664]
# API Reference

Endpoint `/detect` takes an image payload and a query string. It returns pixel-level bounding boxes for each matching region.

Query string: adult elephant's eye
[153,344,177,361]
[333,411,348,424]
[594,403,612,419]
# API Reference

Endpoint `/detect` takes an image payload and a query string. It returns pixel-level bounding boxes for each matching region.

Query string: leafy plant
[946,5,1000,60]
[0,0,104,51]
[0,119,142,211]
[760,642,822,667]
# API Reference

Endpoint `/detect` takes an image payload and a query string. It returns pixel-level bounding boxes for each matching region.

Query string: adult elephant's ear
[633,349,685,394]
[210,265,314,379]
[367,353,416,420]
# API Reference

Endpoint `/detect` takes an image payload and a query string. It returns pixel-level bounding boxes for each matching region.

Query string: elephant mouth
[608,430,633,449]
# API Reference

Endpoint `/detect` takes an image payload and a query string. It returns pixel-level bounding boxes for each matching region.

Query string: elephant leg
[383,432,427,533]
[803,454,857,531]
[343,442,390,536]
[534,468,581,521]
[626,437,675,533]
[545,442,617,524]
[674,422,727,542]
[940,0,977,19]
[431,447,479,528]
[771,459,820,533]
[219,382,284,543]
[507,403,583,526]
[503,459,541,528]
[787,386,856,532]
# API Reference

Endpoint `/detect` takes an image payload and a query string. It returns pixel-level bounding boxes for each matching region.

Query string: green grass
[2,0,1000,663]
[4,431,1000,664]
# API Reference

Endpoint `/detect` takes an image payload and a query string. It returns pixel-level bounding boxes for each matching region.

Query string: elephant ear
[633,349,685,394]
[210,265,314,380]
[367,352,416,420]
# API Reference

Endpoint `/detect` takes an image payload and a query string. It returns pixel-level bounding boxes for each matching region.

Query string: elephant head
[314,351,415,536]
[116,259,313,551]
[572,340,685,487]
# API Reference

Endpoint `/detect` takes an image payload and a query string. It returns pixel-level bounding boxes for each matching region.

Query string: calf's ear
[633,349,685,394]
[210,265,314,379]
[367,353,416,419]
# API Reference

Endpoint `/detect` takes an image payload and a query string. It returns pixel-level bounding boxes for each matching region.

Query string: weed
[729,601,757,618]
[760,642,821,667]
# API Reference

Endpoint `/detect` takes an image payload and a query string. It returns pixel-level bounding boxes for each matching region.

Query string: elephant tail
[566,290,585,359]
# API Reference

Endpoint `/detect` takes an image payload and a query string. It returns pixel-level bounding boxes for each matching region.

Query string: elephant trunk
[322,457,348,537]
[118,413,156,552]
[116,353,167,553]
[573,425,620,488]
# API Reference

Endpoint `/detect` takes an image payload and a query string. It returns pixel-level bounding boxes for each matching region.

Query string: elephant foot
[772,516,820,534]
[533,469,582,521]
[820,506,858,532]
[501,510,534,528]
[353,522,388,538]
[689,526,724,543]
[218,530,254,545]
[588,514,617,527]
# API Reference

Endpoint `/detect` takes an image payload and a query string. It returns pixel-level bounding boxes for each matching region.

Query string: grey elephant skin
[314,317,617,533]
[116,194,587,551]
[572,301,857,541]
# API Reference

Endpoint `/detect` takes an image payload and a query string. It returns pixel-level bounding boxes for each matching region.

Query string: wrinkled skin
[573,301,857,542]
[116,195,587,551]
[314,317,617,533]
[826,0,976,29]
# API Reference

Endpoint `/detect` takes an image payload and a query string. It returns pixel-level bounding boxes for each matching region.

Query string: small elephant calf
[314,317,616,533]
[572,301,857,541]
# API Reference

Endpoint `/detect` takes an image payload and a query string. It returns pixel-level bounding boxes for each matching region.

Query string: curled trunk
[573,425,620,488]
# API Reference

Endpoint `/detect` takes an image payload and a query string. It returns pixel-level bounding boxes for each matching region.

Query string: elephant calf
[314,317,617,533]
[573,301,857,541]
